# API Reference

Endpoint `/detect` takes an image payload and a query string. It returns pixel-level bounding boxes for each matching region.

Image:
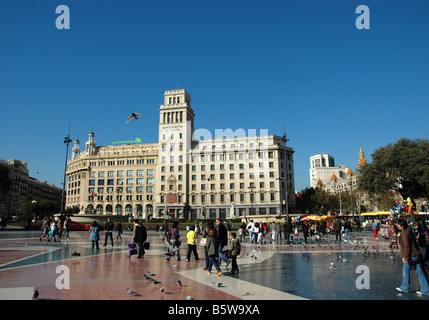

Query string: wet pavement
[0,229,428,301]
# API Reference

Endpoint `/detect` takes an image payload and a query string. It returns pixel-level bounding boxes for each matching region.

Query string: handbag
[144,241,150,250]
[199,237,207,246]
[128,243,137,257]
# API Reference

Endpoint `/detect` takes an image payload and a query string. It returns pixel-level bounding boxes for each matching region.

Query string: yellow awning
[360,211,391,216]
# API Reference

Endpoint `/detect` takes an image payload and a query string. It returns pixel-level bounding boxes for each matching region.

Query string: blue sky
[1,0,428,192]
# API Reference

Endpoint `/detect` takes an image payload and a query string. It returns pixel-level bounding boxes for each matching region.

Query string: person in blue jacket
[89,221,100,251]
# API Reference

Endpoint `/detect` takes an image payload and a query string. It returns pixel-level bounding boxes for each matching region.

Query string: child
[186,225,199,262]
[229,232,241,274]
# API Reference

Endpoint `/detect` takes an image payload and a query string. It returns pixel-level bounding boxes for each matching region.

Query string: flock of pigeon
[126,270,224,300]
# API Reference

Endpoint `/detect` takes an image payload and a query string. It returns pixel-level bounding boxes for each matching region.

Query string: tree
[23,200,60,218]
[358,138,429,199]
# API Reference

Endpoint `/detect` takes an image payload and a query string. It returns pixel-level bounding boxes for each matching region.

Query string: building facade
[0,159,63,217]
[66,89,296,220]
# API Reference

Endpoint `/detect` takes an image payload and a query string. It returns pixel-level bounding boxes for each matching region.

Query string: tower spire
[358,147,367,166]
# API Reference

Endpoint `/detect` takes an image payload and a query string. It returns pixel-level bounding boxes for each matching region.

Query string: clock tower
[155,89,195,218]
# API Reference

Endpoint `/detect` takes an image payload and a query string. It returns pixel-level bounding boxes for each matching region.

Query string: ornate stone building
[65,89,296,220]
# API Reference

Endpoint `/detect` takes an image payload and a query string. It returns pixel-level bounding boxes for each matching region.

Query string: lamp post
[330,173,342,215]
[248,186,255,221]
[61,124,72,217]
[276,177,289,222]
[346,168,355,219]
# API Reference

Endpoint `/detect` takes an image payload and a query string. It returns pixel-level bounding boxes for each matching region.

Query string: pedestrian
[356,218,361,233]
[284,219,292,244]
[162,221,168,241]
[186,225,199,261]
[372,220,378,240]
[302,221,309,244]
[167,220,181,261]
[247,220,255,243]
[202,220,216,270]
[270,221,276,243]
[132,219,147,258]
[89,221,100,251]
[417,219,429,268]
[63,217,70,240]
[115,221,123,241]
[216,218,230,267]
[205,229,222,276]
[238,225,244,243]
[57,218,64,238]
[103,217,114,247]
[334,219,342,242]
[39,217,49,241]
[396,220,429,296]
[344,219,352,241]
[275,222,282,242]
[47,219,57,242]
[228,232,241,274]
[253,222,261,244]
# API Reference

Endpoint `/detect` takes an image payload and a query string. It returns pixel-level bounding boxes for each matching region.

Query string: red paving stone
[0,232,242,300]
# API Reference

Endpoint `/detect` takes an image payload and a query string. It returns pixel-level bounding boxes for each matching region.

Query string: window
[147,169,154,176]
[137,170,144,176]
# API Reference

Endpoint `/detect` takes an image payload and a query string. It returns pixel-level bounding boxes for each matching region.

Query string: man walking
[103,217,114,247]
[216,219,230,268]
[284,219,292,244]
[334,218,342,242]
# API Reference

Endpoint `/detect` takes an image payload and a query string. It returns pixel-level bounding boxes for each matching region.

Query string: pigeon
[183,296,194,300]
[147,271,156,277]
[126,113,142,124]
[72,251,80,256]
[127,288,141,296]
[176,280,182,287]
[32,287,39,300]
[160,287,165,293]
[212,282,223,287]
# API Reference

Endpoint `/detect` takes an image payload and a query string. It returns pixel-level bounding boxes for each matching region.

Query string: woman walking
[202,220,216,271]
[205,229,222,276]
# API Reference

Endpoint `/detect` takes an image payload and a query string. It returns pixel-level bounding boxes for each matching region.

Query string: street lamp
[61,124,72,217]
[276,177,289,222]
[248,186,255,221]
[330,174,342,215]
[346,168,355,219]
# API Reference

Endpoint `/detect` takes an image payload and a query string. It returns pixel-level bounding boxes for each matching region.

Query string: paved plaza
[0,228,428,301]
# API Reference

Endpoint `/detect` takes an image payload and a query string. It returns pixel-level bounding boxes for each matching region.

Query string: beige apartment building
[66,89,296,220]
